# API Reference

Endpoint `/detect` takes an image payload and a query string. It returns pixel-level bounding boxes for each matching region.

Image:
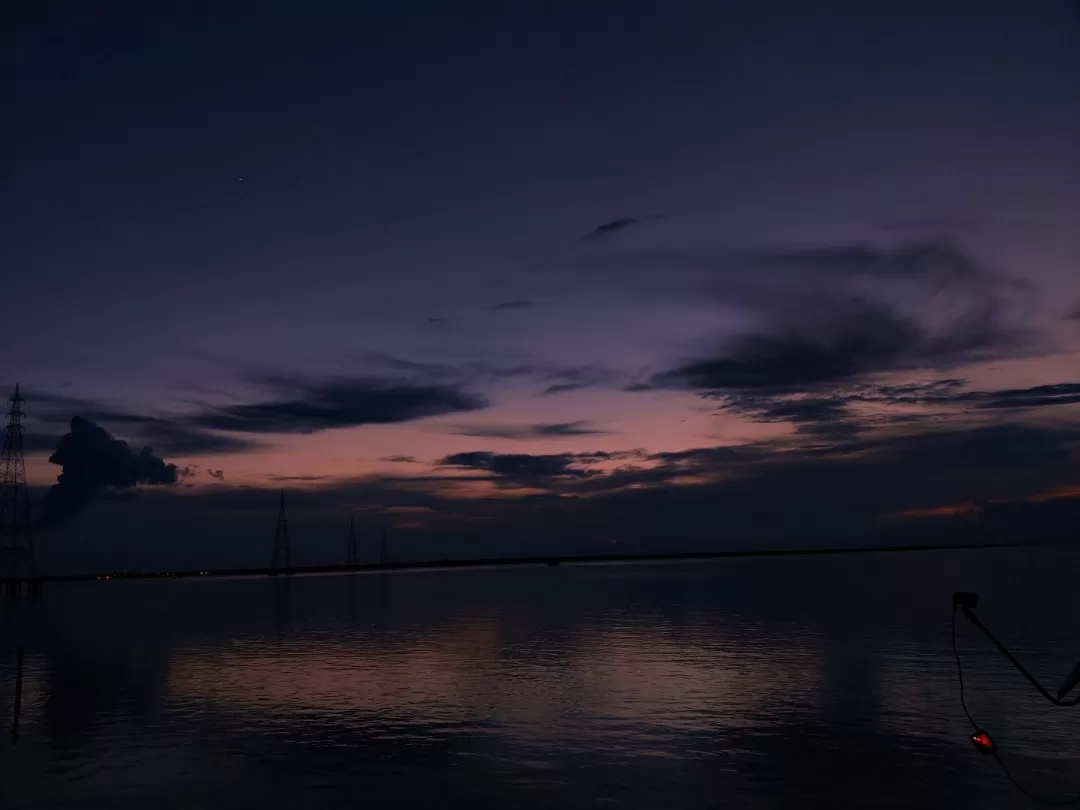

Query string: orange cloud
[894,482,1080,521]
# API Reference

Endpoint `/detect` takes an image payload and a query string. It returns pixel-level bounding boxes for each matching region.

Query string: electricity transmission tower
[345,514,358,566]
[0,384,35,581]
[270,489,291,572]
[379,528,389,565]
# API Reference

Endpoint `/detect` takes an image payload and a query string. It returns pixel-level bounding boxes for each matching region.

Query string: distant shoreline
[1,541,1016,587]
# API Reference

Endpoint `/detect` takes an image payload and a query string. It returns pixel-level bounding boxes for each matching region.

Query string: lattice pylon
[0,384,36,580]
[270,489,290,571]
[346,514,358,566]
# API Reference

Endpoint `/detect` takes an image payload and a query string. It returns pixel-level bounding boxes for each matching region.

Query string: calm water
[2,546,1078,809]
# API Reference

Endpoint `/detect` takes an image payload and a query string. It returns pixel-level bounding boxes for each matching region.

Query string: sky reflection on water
[3,547,1079,809]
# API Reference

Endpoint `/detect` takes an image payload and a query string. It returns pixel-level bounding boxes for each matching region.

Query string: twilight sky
[5,1,1080,571]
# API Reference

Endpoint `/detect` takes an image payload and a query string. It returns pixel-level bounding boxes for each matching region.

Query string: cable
[990,751,1080,807]
[952,605,1080,806]
[958,605,1080,708]
[952,605,980,732]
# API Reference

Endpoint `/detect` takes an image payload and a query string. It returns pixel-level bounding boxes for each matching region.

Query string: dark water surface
[2,546,1078,809]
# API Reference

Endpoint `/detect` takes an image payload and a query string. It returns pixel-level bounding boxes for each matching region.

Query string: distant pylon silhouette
[345,514,358,566]
[379,528,389,565]
[0,384,36,581]
[271,489,291,572]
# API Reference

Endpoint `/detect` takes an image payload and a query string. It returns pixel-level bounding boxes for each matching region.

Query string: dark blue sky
[5,1,1080,570]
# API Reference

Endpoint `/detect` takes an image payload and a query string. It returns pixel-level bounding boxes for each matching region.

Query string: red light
[971,730,996,755]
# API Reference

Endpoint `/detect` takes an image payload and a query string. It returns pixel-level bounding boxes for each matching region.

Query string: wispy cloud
[451,421,610,439]
[190,377,487,435]
[972,382,1080,410]
[715,394,861,439]
[705,379,1080,440]
[438,449,633,488]
[27,392,260,455]
[488,299,541,310]
[583,214,663,240]
[646,241,1039,394]
[355,353,616,388]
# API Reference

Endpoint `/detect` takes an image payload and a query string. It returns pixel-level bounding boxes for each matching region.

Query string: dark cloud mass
[361,420,1080,550]
[26,393,259,456]
[191,377,487,434]
[42,417,179,527]
[488,299,540,310]
[975,382,1080,410]
[707,379,1080,440]
[660,303,920,391]
[439,450,631,487]
[716,394,860,439]
[452,421,609,439]
[845,379,1080,411]
[378,455,419,464]
[583,214,663,240]
[652,242,1034,393]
